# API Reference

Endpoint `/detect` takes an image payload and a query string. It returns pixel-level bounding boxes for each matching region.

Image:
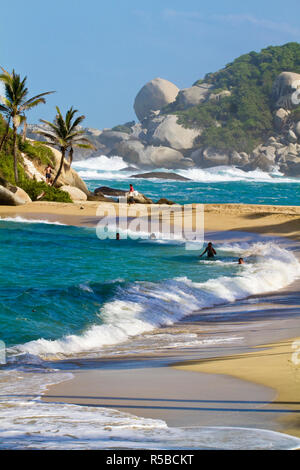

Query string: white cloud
[162,9,300,37]
[215,13,300,37]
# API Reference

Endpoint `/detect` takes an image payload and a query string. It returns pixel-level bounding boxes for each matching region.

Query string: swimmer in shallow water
[199,242,217,259]
[238,257,245,264]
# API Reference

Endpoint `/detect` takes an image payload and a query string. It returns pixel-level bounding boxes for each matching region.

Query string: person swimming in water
[238,258,245,264]
[199,242,217,259]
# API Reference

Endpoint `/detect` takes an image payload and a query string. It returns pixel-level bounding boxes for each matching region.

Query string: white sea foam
[73,158,300,183]
[177,165,299,183]
[0,216,66,225]
[73,155,129,171]
[15,241,300,357]
[77,170,131,180]
[0,369,299,449]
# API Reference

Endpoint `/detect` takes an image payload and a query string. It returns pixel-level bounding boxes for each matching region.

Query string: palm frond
[74,143,95,149]
[21,98,47,111]
[22,90,55,107]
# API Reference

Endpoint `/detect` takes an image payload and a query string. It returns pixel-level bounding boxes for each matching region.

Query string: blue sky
[1,0,300,129]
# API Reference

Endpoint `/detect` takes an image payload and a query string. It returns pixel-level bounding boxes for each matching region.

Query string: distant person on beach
[127,183,139,204]
[199,242,217,259]
[45,165,52,185]
[238,258,245,264]
[116,232,120,240]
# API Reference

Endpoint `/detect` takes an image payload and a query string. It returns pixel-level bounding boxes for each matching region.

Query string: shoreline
[0,201,299,241]
[2,201,300,446]
[172,337,300,438]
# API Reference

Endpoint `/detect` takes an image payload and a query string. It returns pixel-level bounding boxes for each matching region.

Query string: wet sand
[0,201,299,241]
[42,282,300,438]
[2,201,300,442]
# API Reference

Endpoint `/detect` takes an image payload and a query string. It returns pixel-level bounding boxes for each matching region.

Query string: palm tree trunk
[68,147,73,167]
[0,117,11,152]
[12,123,19,184]
[22,118,27,143]
[52,147,65,187]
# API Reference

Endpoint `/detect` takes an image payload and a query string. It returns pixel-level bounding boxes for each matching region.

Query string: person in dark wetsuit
[199,242,217,259]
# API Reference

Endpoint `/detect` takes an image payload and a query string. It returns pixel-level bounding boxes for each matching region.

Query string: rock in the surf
[130,171,190,181]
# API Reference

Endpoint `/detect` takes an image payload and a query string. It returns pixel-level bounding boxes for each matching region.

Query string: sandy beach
[0,201,299,240]
[2,201,300,446]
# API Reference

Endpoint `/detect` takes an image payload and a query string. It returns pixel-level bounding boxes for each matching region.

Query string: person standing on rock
[45,165,52,185]
[127,184,139,204]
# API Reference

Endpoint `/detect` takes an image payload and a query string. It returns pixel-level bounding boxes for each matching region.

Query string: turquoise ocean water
[1,156,300,449]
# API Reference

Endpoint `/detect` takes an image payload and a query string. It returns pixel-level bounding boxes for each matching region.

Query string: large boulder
[201,147,230,167]
[176,84,213,109]
[208,90,231,101]
[295,121,300,138]
[274,108,290,131]
[244,154,276,172]
[130,171,190,181]
[112,140,145,164]
[97,130,130,148]
[94,186,152,204]
[280,161,300,176]
[134,78,179,122]
[0,184,31,205]
[142,146,184,168]
[272,72,300,109]
[48,147,90,195]
[95,186,126,197]
[60,185,88,202]
[149,115,202,150]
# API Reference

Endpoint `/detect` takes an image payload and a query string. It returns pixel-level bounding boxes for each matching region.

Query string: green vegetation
[0,68,93,203]
[166,42,300,153]
[0,67,54,183]
[290,104,300,123]
[112,121,135,134]
[0,151,27,182]
[0,109,72,203]
[20,140,55,166]
[19,180,72,203]
[37,106,95,186]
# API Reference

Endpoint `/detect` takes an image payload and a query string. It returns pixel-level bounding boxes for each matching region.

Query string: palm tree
[37,106,95,186]
[0,67,54,183]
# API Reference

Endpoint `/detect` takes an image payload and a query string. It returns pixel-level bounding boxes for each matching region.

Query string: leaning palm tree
[0,67,54,183]
[37,106,95,186]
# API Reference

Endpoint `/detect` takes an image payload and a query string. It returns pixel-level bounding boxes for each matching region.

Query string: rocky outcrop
[176,84,213,108]
[60,185,88,202]
[148,115,202,150]
[112,140,145,164]
[94,186,153,204]
[0,184,31,205]
[49,147,90,195]
[27,68,300,176]
[274,108,290,131]
[95,186,126,197]
[134,78,179,122]
[142,146,184,168]
[130,171,190,181]
[97,130,130,148]
[208,90,231,101]
[272,72,300,109]
[156,198,176,205]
